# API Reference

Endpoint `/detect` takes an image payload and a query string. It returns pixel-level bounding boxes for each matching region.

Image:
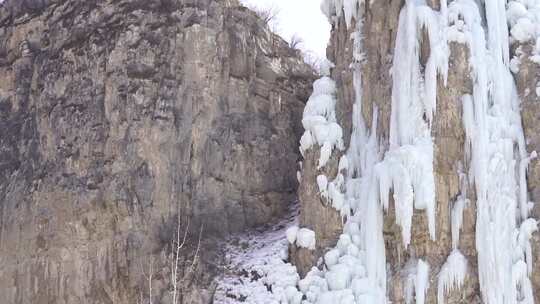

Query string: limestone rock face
[0,0,314,303]
[292,1,539,303]
[291,147,343,276]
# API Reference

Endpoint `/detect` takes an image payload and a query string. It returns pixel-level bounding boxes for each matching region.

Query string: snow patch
[214,207,302,304]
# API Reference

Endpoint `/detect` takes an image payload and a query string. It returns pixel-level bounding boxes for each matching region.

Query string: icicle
[382,0,446,247]
[415,260,430,304]
[516,218,538,275]
[301,77,344,169]
[317,174,329,200]
[451,196,466,250]
[437,249,468,304]
[321,0,336,20]
[511,260,535,304]
[294,1,537,303]
[485,0,510,65]
[343,0,359,28]
[449,1,537,303]
[451,173,468,249]
[404,259,430,304]
[519,151,538,220]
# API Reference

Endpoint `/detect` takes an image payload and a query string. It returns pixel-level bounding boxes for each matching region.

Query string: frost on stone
[301,77,344,169]
[437,249,468,304]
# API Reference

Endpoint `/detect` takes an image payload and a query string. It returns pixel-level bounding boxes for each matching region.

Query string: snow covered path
[213,204,301,304]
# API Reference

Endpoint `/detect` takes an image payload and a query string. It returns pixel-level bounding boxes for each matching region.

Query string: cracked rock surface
[0,0,314,303]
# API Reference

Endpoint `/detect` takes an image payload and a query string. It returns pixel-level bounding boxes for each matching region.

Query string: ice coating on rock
[292,1,538,303]
[437,249,468,304]
[296,228,316,250]
[301,77,344,169]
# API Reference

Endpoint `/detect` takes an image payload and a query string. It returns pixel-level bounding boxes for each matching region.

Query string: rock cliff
[3,0,540,303]
[0,0,314,303]
[291,0,540,303]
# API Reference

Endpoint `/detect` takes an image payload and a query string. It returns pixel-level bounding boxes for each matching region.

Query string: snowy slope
[214,204,302,304]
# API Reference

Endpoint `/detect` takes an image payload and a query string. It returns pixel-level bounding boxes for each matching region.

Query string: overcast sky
[240,0,330,59]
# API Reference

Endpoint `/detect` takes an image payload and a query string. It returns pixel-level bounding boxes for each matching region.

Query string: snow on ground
[213,204,302,304]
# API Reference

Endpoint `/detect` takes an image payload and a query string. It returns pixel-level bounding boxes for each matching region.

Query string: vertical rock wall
[0,0,314,303]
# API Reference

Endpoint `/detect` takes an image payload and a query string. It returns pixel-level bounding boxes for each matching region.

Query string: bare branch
[172,218,190,304]
[303,51,323,75]
[289,34,304,50]
[141,217,202,304]
[187,224,204,276]
[141,255,155,304]
[254,4,280,25]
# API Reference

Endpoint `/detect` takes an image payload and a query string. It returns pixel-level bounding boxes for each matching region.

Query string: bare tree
[289,34,304,50]
[303,51,324,75]
[254,4,281,25]
[171,219,189,304]
[140,255,155,304]
[140,218,203,304]
[170,219,203,304]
